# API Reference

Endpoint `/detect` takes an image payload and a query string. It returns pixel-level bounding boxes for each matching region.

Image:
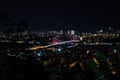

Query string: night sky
[0,0,120,32]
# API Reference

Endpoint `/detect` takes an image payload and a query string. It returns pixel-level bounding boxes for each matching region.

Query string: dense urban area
[0,28,120,80]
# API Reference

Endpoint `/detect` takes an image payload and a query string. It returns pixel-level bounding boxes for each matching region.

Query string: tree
[0,11,12,32]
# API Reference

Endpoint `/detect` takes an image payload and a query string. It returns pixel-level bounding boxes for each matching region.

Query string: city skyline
[0,1,120,79]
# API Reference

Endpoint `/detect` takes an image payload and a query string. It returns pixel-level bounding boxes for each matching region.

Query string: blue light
[36,50,41,57]
[58,48,62,52]
[100,30,103,33]
[37,53,41,56]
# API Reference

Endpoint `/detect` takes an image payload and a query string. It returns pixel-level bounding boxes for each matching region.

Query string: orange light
[69,62,77,68]
[112,71,116,75]
[93,58,99,64]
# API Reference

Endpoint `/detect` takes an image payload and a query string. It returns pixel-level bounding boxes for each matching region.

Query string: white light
[37,53,41,56]
[114,49,117,53]
[58,48,62,52]
[100,30,103,33]
[80,37,83,41]
[71,30,75,35]
[37,51,41,56]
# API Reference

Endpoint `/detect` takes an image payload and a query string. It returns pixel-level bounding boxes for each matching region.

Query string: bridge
[27,40,80,50]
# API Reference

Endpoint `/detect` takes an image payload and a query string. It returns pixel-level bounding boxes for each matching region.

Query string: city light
[0,29,119,80]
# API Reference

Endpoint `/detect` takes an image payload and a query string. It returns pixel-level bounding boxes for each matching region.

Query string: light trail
[28,40,80,50]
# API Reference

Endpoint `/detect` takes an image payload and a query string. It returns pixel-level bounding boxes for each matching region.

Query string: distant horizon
[0,24,119,33]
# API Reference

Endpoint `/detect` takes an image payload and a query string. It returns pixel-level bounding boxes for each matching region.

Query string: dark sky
[0,0,120,32]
